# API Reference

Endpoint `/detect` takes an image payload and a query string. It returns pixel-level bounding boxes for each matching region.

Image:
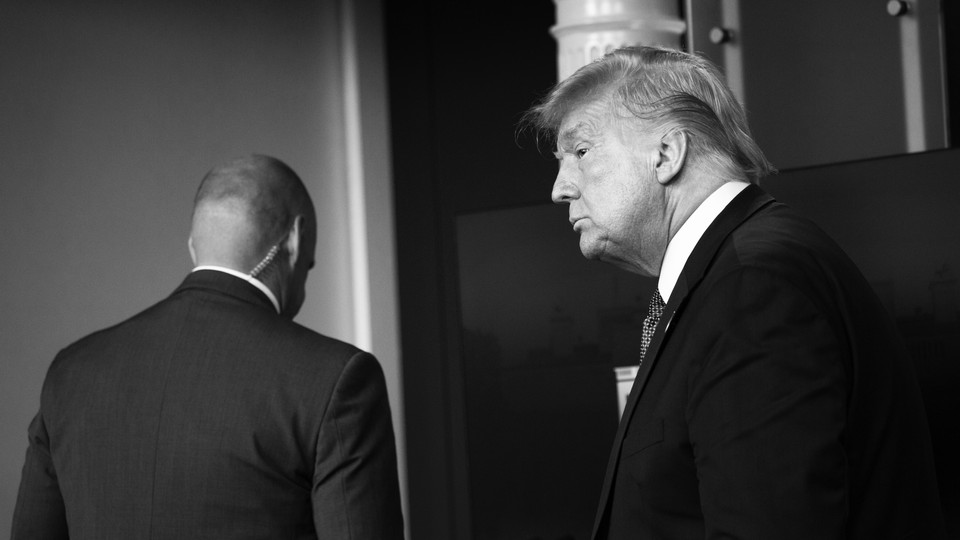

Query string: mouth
[570,216,586,231]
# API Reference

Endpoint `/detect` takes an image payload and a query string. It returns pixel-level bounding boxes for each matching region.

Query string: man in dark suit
[12,155,404,539]
[524,46,947,538]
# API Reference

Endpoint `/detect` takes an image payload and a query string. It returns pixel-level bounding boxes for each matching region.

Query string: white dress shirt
[192,265,281,314]
[658,181,750,304]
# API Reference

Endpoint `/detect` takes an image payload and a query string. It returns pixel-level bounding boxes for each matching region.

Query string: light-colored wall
[0,0,403,534]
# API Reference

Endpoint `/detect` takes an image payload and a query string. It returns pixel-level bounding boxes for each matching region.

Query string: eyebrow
[559,121,601,148]
[554,121,598,159]
[557,122,586,149]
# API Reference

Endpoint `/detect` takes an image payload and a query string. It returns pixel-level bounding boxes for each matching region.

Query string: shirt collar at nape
[191,265,281,314]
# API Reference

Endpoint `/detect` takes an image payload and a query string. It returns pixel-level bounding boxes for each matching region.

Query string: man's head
[523,46,772,276]
[525,46,773,184]
[188,155,316,318]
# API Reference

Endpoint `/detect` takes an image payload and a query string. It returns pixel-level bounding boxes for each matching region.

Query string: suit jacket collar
[172,269,278,314]
[590,183,776,539]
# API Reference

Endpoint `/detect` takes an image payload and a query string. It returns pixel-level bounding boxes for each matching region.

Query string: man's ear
[283,215,303,269]
[188,236,197,266]
[655,128,688,185]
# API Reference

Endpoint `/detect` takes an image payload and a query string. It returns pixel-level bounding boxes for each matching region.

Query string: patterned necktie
[639,289,665,364]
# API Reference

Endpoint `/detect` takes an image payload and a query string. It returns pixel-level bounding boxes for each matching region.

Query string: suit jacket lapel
[590,184,776,539]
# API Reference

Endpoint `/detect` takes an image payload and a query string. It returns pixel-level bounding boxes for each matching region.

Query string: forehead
[556,97,625,148]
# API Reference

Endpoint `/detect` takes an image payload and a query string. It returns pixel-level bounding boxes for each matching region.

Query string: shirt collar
[191,265,281,314]
[658,181,749,303]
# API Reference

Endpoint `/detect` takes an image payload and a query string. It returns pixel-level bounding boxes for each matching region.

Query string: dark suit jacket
[594,185,946,539]
[12,270,404,540]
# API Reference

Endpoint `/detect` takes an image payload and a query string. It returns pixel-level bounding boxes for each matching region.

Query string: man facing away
[524,46,947,539]
[12,155,404,539]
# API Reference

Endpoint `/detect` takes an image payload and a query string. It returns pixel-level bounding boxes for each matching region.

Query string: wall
[0,0,403,534]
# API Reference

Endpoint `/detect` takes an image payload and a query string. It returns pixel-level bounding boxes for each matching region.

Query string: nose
[551,166,580,204]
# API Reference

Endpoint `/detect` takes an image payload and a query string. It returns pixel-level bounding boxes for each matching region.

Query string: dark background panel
[384,1,558,538]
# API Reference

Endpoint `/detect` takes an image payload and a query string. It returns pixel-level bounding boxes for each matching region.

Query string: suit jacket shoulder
[597,185,946,539]
[17,270,404,540]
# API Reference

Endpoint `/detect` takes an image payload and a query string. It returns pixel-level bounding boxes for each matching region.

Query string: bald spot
[190,155,315,272]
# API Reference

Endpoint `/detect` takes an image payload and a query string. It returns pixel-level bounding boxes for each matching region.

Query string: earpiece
[249,244,279,278]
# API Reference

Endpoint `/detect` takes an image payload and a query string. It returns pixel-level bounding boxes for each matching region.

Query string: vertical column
[685,0,745,105]
[339,0,408,533]
[892,0,948,152]
[551,0,687,81]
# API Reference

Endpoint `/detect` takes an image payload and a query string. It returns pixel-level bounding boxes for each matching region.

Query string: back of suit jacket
[13,270,404,540]
[599,186,945,539]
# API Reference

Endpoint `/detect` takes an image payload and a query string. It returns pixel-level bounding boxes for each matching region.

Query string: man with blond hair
[525,46,945,539]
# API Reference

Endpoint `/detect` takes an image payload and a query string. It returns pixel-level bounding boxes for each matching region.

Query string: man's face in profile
[551,100,668,277]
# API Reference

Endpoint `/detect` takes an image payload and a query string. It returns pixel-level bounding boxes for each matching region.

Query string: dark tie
[639,289,665,363]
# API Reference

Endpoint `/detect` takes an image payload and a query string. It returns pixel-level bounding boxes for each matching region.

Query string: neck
[191,265,282,313]
[665,173,725,240]
[248,261,288,315]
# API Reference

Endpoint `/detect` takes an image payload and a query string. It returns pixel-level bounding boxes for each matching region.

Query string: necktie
[639,289,665,363]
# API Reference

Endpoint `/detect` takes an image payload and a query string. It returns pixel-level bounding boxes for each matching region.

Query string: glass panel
[688,0,947,170]
[456,203,656,540]
[764,149,960,530]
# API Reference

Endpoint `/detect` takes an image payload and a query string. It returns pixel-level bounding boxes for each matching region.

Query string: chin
[578,239,604,260]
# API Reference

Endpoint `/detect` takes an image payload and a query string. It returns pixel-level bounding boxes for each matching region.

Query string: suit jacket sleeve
[11,409,69,540]
[312,352,404,539]
[686,268,849,539]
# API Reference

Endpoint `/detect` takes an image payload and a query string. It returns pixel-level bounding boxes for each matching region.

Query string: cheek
[607,177,654,233]
[580,161,618,201]
[588,166,636,206]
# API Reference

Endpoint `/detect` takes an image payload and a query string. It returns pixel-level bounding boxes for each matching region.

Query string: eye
[576,147,590,159]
